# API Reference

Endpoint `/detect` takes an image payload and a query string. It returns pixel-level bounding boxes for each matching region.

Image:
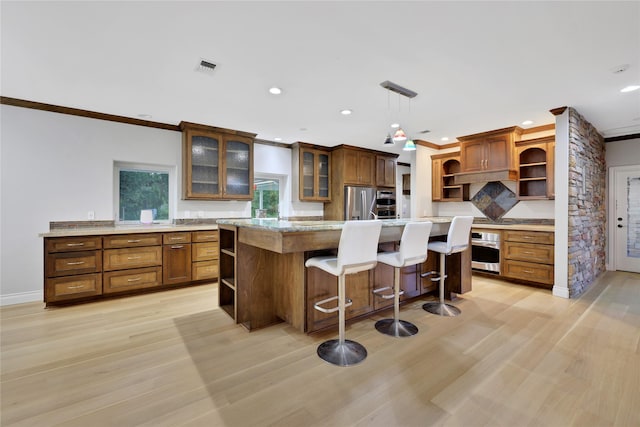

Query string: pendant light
[383,134,394,145]
[392,128,407,143]
[402,138,416,151]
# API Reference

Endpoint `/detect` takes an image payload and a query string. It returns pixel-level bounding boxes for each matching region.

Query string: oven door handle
[472,240,500,249]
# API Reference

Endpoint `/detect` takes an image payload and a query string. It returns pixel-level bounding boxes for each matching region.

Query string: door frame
[607,164,640,271]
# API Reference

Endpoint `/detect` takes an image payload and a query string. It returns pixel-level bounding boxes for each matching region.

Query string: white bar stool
[305,220,382,366]
[422,216,474,317]
[374,221,433,337]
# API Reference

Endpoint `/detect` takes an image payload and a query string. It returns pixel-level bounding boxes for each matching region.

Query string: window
[114,162,175,223]
[252,176,281,218]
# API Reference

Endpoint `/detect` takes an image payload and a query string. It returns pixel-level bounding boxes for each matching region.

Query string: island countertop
[216,217,454,254]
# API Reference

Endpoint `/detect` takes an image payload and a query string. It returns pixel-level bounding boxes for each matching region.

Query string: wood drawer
[163,232,191,244]
[192,242,219,261]
[503,241,554,264]
[503,230,554,245]
[503,259,554,285]
[192,230,219,243]
[192,260,219,281]
[103,246,162,271]
[46,251,102,277]
[46,273,102,302]
[46,236,102,253]
[103,234,162,249]
[103,267,162,294]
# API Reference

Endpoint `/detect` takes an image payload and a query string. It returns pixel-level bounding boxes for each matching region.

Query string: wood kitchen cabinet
[292,142,331,202]
[45,236,103,303]
[457,126,523,175]
[431,152,468,202]
[502,230,555,287]
[162,232,192,285]
[180,121,255,201]
[191,230,219,281]
[516,136,555,200]
[376,155,396,187]
[103,233,163,294]
[342,147,375,186]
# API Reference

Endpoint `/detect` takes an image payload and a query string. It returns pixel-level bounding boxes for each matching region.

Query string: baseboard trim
[1,290,43,306]
[552,286,570,298]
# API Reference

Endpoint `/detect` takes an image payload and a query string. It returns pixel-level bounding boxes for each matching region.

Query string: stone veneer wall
[567,108,607,297]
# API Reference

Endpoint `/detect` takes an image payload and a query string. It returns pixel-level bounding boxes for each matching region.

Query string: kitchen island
[215,217,471,333]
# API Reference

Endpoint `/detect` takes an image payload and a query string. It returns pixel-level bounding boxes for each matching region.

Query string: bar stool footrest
[314,296,352,314]
[372,286,403,300]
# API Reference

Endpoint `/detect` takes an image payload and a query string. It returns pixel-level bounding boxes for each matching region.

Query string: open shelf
[518,146,549,199]
[218,226,237,321]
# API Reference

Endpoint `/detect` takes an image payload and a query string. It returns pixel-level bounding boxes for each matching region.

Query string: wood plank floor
[2,271,639,426]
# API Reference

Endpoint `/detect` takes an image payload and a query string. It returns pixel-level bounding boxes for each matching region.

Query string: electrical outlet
[88,211,95,220]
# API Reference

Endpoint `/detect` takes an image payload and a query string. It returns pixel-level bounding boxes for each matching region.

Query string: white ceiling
[2,1,639,162]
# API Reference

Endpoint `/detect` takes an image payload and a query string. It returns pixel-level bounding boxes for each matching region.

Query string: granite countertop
[40,223,218,238]
[216,217,453,232]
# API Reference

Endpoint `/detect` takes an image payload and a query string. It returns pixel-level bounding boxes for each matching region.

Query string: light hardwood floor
[1,272,639,427]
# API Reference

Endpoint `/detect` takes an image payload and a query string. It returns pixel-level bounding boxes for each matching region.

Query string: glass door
[190,135,220,197]
[613,165,640,273]
[224,138,252,198]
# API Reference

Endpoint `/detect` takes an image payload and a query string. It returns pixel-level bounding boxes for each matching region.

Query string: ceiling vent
[380,80,418,98]
[196,59,217,75]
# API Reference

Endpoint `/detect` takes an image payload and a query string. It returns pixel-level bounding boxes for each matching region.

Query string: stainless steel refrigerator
[344,186,377,220]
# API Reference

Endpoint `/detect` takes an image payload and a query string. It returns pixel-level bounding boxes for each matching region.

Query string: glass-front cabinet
[180,122,255,200]
[293,142,331,202]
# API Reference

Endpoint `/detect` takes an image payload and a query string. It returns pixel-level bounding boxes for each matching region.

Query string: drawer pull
[127,277,142,282]
[66,261,86,265]
[201,235,216,239]
[523,269,534,273]
[67,285,86,289]
[171,245,184,249]
[66,242,85,247]
[127,239,141,243]
[523,236,533,239]
[127,256,142,260]
[170,236,184,240]
[523,251,534,255]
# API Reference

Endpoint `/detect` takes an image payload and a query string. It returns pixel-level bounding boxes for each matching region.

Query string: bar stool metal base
[317,339,367,366]
[375,318,419,337]
[422,302,461,317]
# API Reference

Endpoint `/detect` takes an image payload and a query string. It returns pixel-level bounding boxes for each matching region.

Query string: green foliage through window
[252,179,279,218]
[119,170,169,221]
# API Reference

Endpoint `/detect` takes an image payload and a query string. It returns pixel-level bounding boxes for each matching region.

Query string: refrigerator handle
[361,191,366,220]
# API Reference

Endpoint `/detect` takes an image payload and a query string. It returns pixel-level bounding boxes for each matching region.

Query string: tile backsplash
[471,181,518,221]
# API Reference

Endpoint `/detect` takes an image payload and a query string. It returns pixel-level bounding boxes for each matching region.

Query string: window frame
[113,161,176,224]
[252,173,286,219]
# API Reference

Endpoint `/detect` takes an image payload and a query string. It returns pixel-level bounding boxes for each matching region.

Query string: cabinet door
[485,135,511,169]
[301,150,315,199]
[163,244,192,285]
[358,152,375,186]
[376,156,396,187]
[317,152,330,200]
[223,137,253,199]
[431,158,443,201]
[460,140,486,172]
[185,131,222,199]
[343,149,360,184]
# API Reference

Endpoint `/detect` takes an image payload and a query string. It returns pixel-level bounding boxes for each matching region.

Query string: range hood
[454,168,518,185]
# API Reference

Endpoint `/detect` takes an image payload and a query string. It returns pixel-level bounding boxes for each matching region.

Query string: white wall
[0,105,315,304]
[606,138,640,166]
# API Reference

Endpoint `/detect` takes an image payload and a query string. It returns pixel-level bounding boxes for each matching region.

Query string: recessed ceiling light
[269,87,282,95]
[274,137,282,141]
[441,137,449,141]
[340,109,352,115]
[390,123,400,129]
[138,114,152,119]
[621,85,640,93]
[522,120,534,125]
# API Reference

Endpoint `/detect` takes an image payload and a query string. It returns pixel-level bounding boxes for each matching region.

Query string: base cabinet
[502,230,555,287]
[43,228,218,306]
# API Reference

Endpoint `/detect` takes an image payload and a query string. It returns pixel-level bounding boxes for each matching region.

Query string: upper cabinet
[455,126,522,184]
[376,155,396,187]
[342,148,375,186]
[432,152,468,202]
[516,136,555,200]
[292,142,331,202]
[180,122,255,200]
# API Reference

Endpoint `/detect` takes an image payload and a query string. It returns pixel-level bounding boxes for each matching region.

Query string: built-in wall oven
[375,190,396,219]
[471,231,500,273]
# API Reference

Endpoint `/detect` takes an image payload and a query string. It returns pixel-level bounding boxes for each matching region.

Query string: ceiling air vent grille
[196,59,217,75]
